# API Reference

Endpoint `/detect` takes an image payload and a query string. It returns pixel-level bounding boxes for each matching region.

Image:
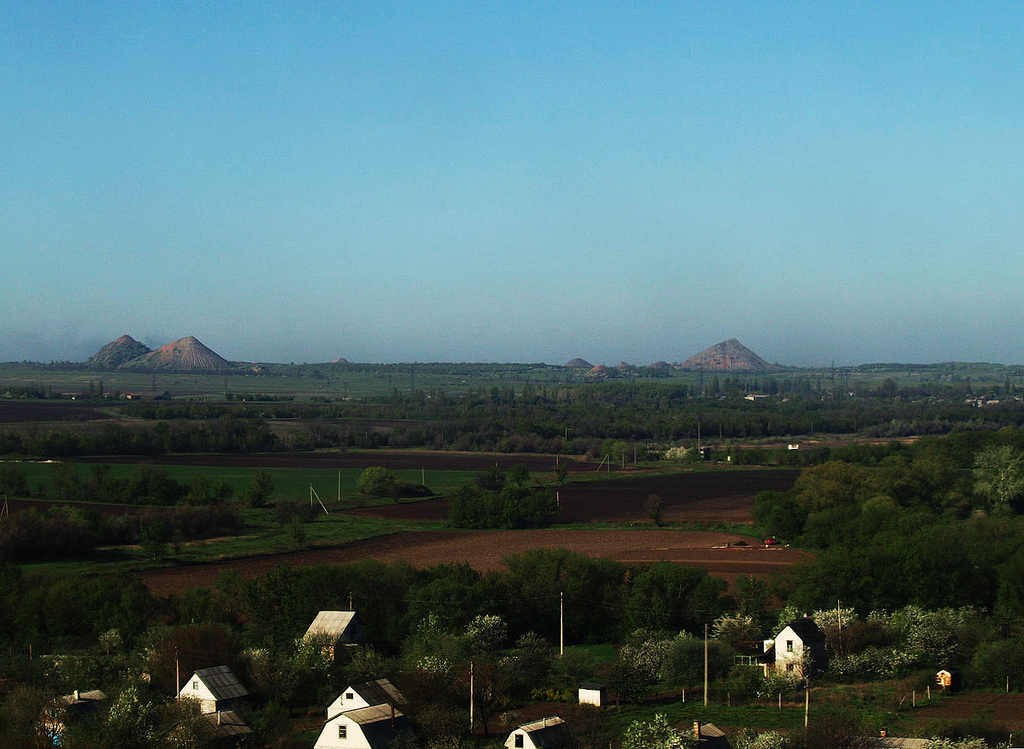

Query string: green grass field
[14,461,476,506]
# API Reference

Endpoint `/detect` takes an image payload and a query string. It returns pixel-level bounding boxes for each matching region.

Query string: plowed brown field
[138,529,809,596]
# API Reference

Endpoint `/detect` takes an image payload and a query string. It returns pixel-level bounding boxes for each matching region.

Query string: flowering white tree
[735,729,792,749]
[712,612,762,652]
[622,713,696,749]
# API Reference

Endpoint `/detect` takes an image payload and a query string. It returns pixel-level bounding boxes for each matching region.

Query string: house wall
[327,687,372,719]
[315,715,372,749]
[504,730,541,749]
[774,626,809,677]
[179,676,219,715]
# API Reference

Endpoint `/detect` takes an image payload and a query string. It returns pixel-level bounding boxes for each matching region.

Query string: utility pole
[469,661,474,733]
[703,623,709,707]
[559,592,564,656]
[175,647,180,700]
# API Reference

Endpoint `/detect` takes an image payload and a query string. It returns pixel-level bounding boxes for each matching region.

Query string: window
[786,640,794,652]
[514,734,524,748]
[346,692,354,700]
[338,725,347,740]
[192,680,199,690]
[786,663,795,672]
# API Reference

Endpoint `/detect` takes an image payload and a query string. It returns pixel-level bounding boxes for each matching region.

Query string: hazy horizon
[5,3,1023,368]
[5,331,1023,370]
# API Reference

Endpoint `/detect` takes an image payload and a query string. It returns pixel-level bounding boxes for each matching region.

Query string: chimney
[217,711,222,725]
[73,690,80,701]
[693,722,701,739]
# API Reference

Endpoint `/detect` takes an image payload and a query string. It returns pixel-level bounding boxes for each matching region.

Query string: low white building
[577,683,606,707]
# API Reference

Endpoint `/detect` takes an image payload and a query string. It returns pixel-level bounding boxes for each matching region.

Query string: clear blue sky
[4,1,1023,367]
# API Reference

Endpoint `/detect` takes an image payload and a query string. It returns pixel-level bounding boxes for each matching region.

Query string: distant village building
[305,610,365,658]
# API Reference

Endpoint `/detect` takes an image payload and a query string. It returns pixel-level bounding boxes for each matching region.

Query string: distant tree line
[4,376,1024,459]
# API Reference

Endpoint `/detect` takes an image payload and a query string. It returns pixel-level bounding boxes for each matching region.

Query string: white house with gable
[315,704,413,749]
[767,618,826,678]
[179,665,249,715]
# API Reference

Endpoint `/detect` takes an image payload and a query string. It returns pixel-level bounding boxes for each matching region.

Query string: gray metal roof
[344,704,405,726]
[338,704,413,749]
[203,710,252,738]
[193,666,249,701]
[348,678,407,706]
[518,717,575,749]
[865,739,929,748]
[306,610,359,640]
[61,690,106,705]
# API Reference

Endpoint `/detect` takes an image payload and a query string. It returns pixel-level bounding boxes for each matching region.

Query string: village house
[765,617,826,679]
[504,716,575,749]
[326,678,407,719]
[40,689,107,744]
[305,610,365,658]
[314,703,413,749]
[179,665,249,715]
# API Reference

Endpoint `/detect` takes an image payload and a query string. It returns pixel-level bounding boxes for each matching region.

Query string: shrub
[358,466,398,497]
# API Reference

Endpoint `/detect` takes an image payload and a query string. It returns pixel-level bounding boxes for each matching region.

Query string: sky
[3,2,1024,367]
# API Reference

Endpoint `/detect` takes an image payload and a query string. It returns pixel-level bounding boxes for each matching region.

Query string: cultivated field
[138,528,808,596]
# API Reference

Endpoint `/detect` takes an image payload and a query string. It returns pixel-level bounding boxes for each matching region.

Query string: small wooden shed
[577,683,606,707]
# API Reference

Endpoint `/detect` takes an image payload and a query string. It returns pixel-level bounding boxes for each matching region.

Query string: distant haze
[4,4,1024,367]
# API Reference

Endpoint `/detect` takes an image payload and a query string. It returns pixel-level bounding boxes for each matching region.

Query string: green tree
[973,445,1024,513]
[246,468,275,507]
[645,494,666,526]
[625,562,725,633]
[358,466,398,497]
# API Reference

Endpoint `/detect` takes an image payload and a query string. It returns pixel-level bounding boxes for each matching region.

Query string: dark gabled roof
[193,666,249,701]
[578,683,605,691]
[202,710,252,738]
[782,618,825,643]
[695,723,731,748]
[349,678,406,706]
[518,717,575,749]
